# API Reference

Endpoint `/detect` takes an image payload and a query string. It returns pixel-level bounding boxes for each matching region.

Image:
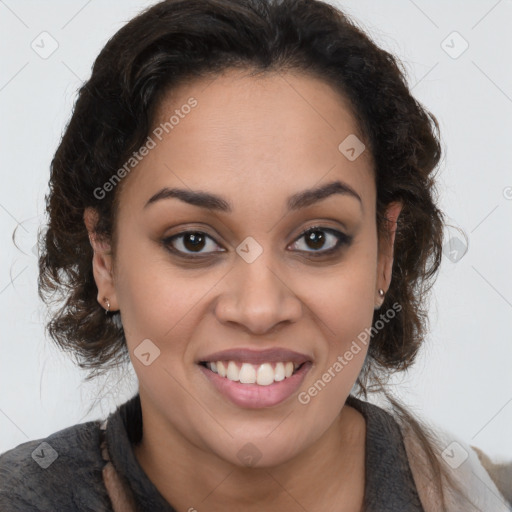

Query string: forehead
[120,69,375,213]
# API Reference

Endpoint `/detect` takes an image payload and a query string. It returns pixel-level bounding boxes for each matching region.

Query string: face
[85,68,401,468]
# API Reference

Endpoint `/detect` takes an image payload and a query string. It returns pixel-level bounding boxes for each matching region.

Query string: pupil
[307,230,325,250]
[184,232,205,252]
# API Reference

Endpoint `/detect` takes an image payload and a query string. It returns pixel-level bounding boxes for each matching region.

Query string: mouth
[198,360,306,385]
[196,348,312,408]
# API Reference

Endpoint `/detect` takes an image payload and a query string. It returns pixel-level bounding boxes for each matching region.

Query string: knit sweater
[0,394,508,511]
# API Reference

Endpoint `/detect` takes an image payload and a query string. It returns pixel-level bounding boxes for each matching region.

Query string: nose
[214,251,303,336]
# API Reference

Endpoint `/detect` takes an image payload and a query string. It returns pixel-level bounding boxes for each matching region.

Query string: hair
[37,0,470,507]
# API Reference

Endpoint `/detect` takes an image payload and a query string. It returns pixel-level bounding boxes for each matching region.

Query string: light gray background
[1,0,511,460]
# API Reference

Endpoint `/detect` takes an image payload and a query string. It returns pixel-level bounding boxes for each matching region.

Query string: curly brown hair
[37,0,469,506]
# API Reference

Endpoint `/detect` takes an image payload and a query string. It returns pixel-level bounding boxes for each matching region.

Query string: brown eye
[304,230,327,250]
[290,227,352,255]
[163,231,223,256]
[182,232,206,252]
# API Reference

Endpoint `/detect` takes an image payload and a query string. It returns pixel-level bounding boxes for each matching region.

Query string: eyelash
[161,226,352,260]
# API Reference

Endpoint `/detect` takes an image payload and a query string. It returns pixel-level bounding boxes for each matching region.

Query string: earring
[104,297,110,314]
[374,289,385,311]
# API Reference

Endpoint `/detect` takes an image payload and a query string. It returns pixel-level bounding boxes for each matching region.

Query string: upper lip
[198,348,311,365]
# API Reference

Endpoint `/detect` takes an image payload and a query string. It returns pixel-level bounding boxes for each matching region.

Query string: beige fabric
[472,446,512,506]
[100,420,138,512]
[400,419,511,511]
[102,462,138,512]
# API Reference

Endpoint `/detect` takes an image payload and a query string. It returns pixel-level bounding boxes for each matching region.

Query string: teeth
[274,362,285,382]
[226,361,239,381]
[256,363,274,386]
[205,360,302,385]
[239,363,256,384]
[217,361,227,377]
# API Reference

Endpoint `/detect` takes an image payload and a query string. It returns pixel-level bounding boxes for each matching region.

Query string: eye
[162,226,351,260]
[163,231,224,256]
[289,226,351,255]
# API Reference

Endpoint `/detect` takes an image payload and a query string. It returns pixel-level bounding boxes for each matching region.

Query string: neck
[133,395,366,512]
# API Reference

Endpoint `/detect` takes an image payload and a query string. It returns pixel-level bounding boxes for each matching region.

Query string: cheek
[298,239,377,395]
[314,275,373,386]
[113,236,209,359]
[294,268,375,432]
[328,277,376,347]
[304,253,377,347]
[114,252,213,411]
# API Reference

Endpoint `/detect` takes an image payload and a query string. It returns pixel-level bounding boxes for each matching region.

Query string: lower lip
[199,362,312,409]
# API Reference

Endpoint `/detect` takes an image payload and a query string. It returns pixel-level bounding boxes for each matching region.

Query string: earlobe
[83,207,119,312]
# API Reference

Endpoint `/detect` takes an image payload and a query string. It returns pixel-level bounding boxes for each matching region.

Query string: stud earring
[104,297,110,314]
[374,289,385,311]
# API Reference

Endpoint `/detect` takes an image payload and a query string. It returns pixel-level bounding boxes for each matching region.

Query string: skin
[84,68,402,512]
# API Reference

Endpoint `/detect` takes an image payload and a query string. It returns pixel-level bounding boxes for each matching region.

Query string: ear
[375,201,402,309]
[83,207,119,312]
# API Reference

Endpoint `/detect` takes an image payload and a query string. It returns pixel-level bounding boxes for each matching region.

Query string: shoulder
[348,395,512,511]
[399,418,512,512]
[0,419,111,512]
[471,444,512,505]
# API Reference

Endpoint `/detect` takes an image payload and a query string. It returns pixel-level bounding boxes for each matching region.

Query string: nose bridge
[235,240,285,306]
[238,248,281,297]
[215,239,302,333]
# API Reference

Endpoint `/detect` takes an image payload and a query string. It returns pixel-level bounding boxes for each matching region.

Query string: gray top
[0,394,424,511]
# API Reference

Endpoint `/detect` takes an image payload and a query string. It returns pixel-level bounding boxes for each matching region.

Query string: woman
[0,0,509,510]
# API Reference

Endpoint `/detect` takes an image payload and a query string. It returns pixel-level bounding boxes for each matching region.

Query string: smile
[197,350,312,409]
[201,360,302,385]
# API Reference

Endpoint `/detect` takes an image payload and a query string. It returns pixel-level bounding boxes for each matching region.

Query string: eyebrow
[144,180,363,213]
